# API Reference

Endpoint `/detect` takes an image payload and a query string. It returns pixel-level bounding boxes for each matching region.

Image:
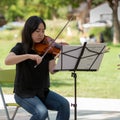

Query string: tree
[107,0,120,44]
[72,0,120,44]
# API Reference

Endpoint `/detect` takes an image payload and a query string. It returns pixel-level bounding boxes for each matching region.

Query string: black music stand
[54,42,106,120]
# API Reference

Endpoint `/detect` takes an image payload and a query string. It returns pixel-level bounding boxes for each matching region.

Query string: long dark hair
[22,16,46,53]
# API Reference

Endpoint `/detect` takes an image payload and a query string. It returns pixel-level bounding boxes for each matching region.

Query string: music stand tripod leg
[71,42,87,120]
[71,71,77,120]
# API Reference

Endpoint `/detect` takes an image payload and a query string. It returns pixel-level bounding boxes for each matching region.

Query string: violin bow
[34,16,73,68]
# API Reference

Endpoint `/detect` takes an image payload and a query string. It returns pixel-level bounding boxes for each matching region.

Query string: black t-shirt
[10,43,54,99]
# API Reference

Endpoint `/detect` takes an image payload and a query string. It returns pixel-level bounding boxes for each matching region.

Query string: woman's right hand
[29,54,42,65]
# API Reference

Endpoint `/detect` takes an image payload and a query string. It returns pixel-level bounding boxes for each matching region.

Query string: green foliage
[92,0,105,7]
[0,0,108,22]
[87,26,113,42]
[0,0,86,21]
[103,27,113,42]
[0,0,18,20]
[57,7,68,19]
[6,5,24,21]
[88,27,105,36]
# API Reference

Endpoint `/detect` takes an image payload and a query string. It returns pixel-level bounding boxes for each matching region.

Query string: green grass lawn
[1,42,120,98]
[0,19,120,98]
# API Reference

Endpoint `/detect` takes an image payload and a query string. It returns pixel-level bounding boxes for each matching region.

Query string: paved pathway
[1,95,120,120]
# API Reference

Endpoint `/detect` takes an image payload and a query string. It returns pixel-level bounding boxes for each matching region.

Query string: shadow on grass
[51,78,74,87]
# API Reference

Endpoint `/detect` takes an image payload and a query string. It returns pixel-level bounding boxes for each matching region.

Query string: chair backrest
[0,69,15,86]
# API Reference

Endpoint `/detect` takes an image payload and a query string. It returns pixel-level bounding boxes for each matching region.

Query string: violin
[34,17,72,59]
[34,36,68,57]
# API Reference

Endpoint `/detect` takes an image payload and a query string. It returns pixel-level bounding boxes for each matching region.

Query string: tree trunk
[112,6,120,44]
[107,0,120,44]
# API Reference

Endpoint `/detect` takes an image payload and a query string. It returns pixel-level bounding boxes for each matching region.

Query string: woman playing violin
[5,16,70,120]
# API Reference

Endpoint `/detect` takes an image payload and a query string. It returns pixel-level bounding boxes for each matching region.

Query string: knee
[39,109,48,119]
[64,99,70,108]
[31,109,48,120]
[61,99,70,111]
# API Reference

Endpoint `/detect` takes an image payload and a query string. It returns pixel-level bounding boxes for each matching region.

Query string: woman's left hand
[49,59,56,74]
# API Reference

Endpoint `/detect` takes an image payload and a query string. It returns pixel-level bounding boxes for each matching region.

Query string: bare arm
[5,52,42,65]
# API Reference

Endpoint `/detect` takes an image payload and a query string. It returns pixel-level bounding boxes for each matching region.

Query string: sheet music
[54,43,106,71]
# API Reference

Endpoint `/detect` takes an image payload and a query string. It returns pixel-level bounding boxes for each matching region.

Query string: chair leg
[11,106,20,120]
[47,115,50,120]
[0,87,10,120]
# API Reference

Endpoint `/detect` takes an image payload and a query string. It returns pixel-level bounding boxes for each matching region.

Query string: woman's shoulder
[15,42,23,46]
[11,42,24,54]
[14,42,24,49]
